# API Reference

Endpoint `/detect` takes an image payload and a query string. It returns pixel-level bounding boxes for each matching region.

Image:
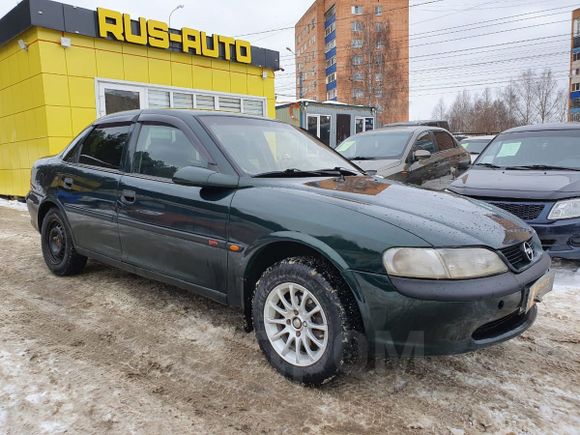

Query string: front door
[336,114,351,146]
[404,131,443,189]
[117,115,232,293]
[57,123,132,259]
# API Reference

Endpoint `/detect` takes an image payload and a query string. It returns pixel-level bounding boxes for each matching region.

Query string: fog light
[569,236,580,247]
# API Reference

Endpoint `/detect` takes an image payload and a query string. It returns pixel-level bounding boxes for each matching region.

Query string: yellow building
[0,0,279,197]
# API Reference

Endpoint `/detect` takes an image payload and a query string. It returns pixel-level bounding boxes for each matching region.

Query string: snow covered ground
[0,197,27,212]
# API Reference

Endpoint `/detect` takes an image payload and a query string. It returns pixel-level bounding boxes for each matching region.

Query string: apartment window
[352,55,363,65]
[375,5,383,16]
[376,40,384,49]
[375,23,383,32]
[574,52,580,61]
[352,39,363,48]
[327,88,337,100]
[326,72,336,84]
[325,22,336,36]
[375,73,383,81]
[326,56,336,68]
[573,83,580,92]
[575,18,580,37]
[352,21,363,32]
[353,72,364,81]
[374,89,383,97]
[325,5,336,19]
[325,39,336,52]
[573,97,580,108]
[574,68,580,76]
[351,5,364,15]
[352,89,364,98]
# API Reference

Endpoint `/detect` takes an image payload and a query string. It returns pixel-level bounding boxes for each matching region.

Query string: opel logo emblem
[523,242,534,262]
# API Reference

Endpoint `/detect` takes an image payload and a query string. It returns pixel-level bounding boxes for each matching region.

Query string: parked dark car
[336,126,471,190]
[28,110,553,385]
[449,123,580,260]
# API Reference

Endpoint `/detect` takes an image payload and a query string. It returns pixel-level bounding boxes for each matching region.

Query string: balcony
[574,36,580,49]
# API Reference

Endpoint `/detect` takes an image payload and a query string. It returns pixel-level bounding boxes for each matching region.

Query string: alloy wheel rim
[263,282,329,367]
[47,221,66,263]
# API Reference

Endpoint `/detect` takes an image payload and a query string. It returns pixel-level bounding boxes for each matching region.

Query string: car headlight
[383,247,508,279]
[548,199,580,220]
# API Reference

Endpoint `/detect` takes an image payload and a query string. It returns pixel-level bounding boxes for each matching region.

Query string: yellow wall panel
[170,51,192,65]
[36,28,61,43]
[230,72,247,94]
[148,47,171,61]
[96,50,124,80]
[247,74,264,96]
[192,56,212,68]
[192,66,212,90]
[42,74,70,106]
[27,138,50,167]
[66,46,97,78]
[94,38,122,52]
[69,77,96,108]
[211,59,230,72]
[124,55,149,82]
[66,33,95,49]
[263,79,275,101]
[122,43,148,57]
[71,108,97,136]
[148,59,172,86]
[37,41,67,75]
[212,69,230,93]
[48,137,71,156]
[267,99,275,119]
[45,106,72,138]
[171,63,192,89]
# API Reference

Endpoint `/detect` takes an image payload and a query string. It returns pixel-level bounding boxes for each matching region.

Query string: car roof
[501,122,580,134]
[461,135,495,141]
[95,109,274,124]
[369,125,450,134]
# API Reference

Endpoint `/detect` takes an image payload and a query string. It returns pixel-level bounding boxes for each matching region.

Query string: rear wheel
[41,208,87,276]
[252,257,357,385]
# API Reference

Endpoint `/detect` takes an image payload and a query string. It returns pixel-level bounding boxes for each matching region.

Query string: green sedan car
[27,110,554,385]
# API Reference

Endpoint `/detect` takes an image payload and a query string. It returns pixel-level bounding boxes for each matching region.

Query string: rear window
[79,124,131,170]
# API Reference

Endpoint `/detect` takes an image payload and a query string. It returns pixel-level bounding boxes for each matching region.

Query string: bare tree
[447,91,472,132]
[514,69,537,125]
[534,69,564,123]
[431,97,447,120]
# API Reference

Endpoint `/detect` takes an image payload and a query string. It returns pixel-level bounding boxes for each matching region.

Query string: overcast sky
[1,0,575,119]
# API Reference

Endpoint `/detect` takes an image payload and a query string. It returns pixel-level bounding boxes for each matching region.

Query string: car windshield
[336,131,412,160]
[476,130,580,169]
[200,116,360,176]
[460,138,491,154]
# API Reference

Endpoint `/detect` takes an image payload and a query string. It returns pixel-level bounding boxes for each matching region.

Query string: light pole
[286,47,303,99]
[168,5,184,29]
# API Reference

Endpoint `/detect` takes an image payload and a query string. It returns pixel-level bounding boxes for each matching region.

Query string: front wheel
[41,208,87,276]
[252,257,357,385]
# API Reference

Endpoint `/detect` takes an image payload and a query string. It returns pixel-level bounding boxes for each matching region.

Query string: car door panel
[117,116,231,293]
[404,131,441,188]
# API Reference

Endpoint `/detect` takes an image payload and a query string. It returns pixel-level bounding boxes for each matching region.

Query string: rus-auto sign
[97,8,253,64]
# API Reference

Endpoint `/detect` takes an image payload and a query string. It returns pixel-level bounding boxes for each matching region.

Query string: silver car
[337,126,471,191]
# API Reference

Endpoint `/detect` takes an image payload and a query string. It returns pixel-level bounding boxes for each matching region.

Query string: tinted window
[413,132,436,154]
[79,125,130,169]
[337,131,412,160]
[477,130,580,169]
[63,127,92,162]
[133,124,207,179]
[433,131,455,151]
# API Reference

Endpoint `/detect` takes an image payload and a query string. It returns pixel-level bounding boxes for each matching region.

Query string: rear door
[117,113,234,295]
[57,121,133,259]
[432,130,470,188]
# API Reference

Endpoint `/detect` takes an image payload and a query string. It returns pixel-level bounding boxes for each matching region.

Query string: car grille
[499,240,534,271]
[487,201,545,221]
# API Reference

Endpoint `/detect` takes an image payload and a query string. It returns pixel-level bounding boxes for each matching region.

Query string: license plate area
[522,270,555,313]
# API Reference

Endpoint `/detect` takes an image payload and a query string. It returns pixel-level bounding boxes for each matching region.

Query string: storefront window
[307,114,332,146]
[356,117,375,134]
[104,89,140,115]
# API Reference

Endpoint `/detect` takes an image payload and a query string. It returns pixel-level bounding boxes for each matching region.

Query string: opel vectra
[27,110,553,385]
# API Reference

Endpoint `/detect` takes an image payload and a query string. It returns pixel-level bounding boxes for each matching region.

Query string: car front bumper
[530,218,580,260]
[346,252,551,357]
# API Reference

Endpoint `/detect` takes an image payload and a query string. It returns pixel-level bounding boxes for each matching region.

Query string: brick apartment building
[294,0,409,126]
[569,8,580,122]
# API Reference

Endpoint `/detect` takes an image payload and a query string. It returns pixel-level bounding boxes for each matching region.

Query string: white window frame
[351,5,363,15]
[355,116,375,133]
[95,78,267,118]
[307,114,332,139]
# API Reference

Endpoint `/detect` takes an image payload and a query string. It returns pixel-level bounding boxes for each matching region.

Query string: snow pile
[0,198,27,211]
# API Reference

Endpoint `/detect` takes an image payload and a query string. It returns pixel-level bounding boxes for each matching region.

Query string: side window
[133,124,208,179]
[63,127,92,162]
[413,132,436,154]
[79,124,131,169]
[433,131,456,151]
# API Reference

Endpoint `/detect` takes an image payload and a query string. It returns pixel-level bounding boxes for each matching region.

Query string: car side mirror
[414,150,431,161]
[172,166,239,189]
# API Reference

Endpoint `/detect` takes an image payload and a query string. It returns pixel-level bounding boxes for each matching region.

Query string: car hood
[352,159,400,175]
[267,176,533,249]
[449,168,580,200]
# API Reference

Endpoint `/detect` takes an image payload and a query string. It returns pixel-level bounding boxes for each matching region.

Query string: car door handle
[120,189,136,204]
[63,177,74,189]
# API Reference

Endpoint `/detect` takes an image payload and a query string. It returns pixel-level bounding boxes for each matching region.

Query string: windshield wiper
[253,168,323,178]
[313,167,362,176]
[504,164,580,171]
[474,162,502,169]
[350,156,378,161]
